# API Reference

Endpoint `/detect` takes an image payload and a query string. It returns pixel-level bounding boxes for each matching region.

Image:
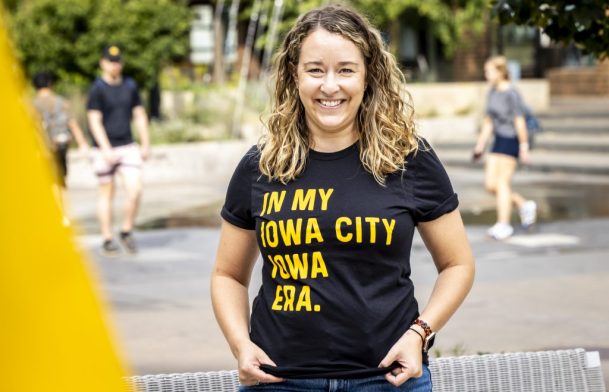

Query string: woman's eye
[340,68,355,74]
[307,68,323,74]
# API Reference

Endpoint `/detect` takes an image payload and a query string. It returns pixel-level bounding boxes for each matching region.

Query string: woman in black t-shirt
[211,5,475,391]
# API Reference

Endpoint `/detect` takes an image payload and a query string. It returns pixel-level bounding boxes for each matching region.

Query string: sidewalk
[78,217,609,384]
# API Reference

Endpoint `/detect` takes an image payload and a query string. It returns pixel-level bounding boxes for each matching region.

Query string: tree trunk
[213,0,226,84]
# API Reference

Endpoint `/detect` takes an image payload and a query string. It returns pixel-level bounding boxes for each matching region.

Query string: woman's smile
[316,99,346,108]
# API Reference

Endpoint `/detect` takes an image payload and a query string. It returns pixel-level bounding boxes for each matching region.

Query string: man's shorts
[91,143,143,184]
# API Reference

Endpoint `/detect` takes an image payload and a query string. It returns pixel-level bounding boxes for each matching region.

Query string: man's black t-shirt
[221,138,458,379]
[86,77,142,147]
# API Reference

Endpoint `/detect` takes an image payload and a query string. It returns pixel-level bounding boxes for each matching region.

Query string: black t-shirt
[86,77,142,147]
[221,138,458,379]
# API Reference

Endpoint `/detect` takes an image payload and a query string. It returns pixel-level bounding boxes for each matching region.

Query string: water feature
[461,181,609,225]
[137,182,609,230]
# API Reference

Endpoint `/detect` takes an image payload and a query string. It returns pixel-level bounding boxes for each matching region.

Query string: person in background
[86,45,150,256]
[473,56,538,240]
[32,71,89,188]
[211,5,475,391]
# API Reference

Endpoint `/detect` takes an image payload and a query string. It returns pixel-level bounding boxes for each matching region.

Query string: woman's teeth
[319,100,342,107]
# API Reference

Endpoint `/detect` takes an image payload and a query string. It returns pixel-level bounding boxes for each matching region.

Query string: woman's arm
[379,209,475,387]
[416,209,475,334]
[514,115,530,164]
[474,116,493,156]
[211,220,284,386]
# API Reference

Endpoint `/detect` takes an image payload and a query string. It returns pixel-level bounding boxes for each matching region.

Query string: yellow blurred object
[0,11,130,392]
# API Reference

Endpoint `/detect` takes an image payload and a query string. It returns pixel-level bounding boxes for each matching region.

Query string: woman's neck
[308,127,359,153]
[495,80,511,91]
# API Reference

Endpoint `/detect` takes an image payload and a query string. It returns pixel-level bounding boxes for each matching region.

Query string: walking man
[87,45,150,256]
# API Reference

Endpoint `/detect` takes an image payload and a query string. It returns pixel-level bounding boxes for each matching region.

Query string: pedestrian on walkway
[211,5,475,392]
[86,45,150,256]
[32,71,89,188]
[473,56,538,240]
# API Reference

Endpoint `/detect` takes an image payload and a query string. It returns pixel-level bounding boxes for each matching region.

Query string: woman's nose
[320,73,339,95]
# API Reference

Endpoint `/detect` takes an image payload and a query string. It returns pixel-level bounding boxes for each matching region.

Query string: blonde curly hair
[258,4,418,185]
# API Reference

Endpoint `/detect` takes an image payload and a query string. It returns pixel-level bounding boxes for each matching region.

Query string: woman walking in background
[474,56,537,240]
[211,4,475,391]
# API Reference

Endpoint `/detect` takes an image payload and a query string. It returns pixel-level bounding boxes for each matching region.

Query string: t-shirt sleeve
[408,139,459,224]
[86,84,103,112]
[484,90,492,116]
[128,79,143,109]
[509,89,525,118]
[220,147,258,230]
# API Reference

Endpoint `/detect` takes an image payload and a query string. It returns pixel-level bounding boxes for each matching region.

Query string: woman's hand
[378,329,424,387]
[519,147,530,165]
[237,340,285,386]
[473,144,485,156]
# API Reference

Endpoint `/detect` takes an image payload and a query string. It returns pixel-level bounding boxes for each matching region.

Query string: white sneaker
[487,222,514,240]
[519,200,537,228]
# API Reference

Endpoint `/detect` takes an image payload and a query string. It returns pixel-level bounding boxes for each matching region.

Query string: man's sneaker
[119,231,138,254]
[101,239,120,256]
[487,222,514,240]
[519,200,538,228]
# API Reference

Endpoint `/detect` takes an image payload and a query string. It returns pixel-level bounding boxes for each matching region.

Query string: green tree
[7,0,191,91]
[249,0,490,59]
[493,0,609,59]
[8,0,93,86]
[352,0,490,57]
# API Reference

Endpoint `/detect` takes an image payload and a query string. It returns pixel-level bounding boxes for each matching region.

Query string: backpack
[523,106,542,149]
[36,96,71,146]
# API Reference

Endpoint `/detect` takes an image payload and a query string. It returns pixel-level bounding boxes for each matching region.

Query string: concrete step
[435,148,609,176]
[537,120,609,135]
[534,133,609,151]
[432,134,609,153]
[537,115,609,127]
[545,97,609,117]
[531,97,609,130]
[539,111,609,120]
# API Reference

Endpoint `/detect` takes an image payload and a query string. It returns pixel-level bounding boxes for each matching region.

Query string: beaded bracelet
[412,318,433,338]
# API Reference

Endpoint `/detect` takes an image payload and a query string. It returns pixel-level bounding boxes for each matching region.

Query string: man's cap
[102,45,122,61]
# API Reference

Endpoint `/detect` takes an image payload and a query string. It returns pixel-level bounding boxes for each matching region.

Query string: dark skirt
[491,135,519,158]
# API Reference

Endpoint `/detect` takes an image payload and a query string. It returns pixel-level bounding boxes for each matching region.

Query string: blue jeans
[239,365,432,391]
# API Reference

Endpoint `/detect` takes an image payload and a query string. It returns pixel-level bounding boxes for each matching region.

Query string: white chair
[127,348,606,392]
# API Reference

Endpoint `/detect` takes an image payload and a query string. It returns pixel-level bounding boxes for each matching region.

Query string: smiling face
[297,29,366,141]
